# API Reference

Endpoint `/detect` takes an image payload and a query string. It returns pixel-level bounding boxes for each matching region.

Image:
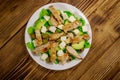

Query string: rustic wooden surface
[0,0,120,80]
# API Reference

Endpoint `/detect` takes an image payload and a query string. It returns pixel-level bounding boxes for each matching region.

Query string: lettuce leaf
[79,18,85,26]
[27,26,35,34]
[84,40,91,48]
[39,9,51,18]
[26,41,35,50]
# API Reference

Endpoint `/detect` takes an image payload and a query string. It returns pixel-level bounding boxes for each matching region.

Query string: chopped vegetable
[44,21,50,27]
[79,18,85,26]
[34,19,46,30]
[56,28,63,33]
[54,59,60,64]
[70,55,76,60]
[64,11,73,17]
[27,26,35,34]
[26,41,35,50]
[78,26,84,35]
[46,50,50,56]
[63,49,67,53]
[39,9,51,18]
[48,20,52,26]
[84,40,91,48]
[72,40,85,50]
[46,31,53,35]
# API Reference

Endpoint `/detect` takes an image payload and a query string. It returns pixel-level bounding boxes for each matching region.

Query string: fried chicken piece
[33,42,51,54]
[66,46,82,59]
[49,6,63,24]
[49,32,64,40]
[63,20,82,33]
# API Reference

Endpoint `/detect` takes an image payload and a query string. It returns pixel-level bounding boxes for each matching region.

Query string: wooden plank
[0,0,50,48]
[79,38,120,80]
[112,71,120,80]
[0,27,39,79]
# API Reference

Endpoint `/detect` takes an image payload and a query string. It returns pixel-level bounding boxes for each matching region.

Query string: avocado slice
[72,40,85,50]
[34,19,46,30]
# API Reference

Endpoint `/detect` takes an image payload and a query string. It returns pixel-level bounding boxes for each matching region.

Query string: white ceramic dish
[25,2,92,70]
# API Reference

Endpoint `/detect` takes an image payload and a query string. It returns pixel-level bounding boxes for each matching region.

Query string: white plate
[25,2,92,70]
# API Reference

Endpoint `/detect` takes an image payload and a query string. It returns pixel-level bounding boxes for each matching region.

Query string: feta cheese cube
[49,26,56,33]
[41,26,47,33]
[44,15,50,21]
[59,41,66,49]
[60,36,67,41]
[32,40,37,47]
[73,29,80,35]
[58,24,63,30]
[82,26,88,32]
[68,16,76,22]
[41,53,48,60]
[57,50,64,56]
[61,11,68,20]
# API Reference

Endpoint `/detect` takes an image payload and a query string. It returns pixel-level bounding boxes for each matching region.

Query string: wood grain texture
[0,0,120,80]
[0,27,38,79]
[0,0,50,48]
[79,38,120,80]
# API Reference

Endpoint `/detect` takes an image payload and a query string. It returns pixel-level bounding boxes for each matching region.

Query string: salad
[26,5,91,64]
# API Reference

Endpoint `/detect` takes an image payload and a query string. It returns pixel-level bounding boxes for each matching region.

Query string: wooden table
[0,0,120,80]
